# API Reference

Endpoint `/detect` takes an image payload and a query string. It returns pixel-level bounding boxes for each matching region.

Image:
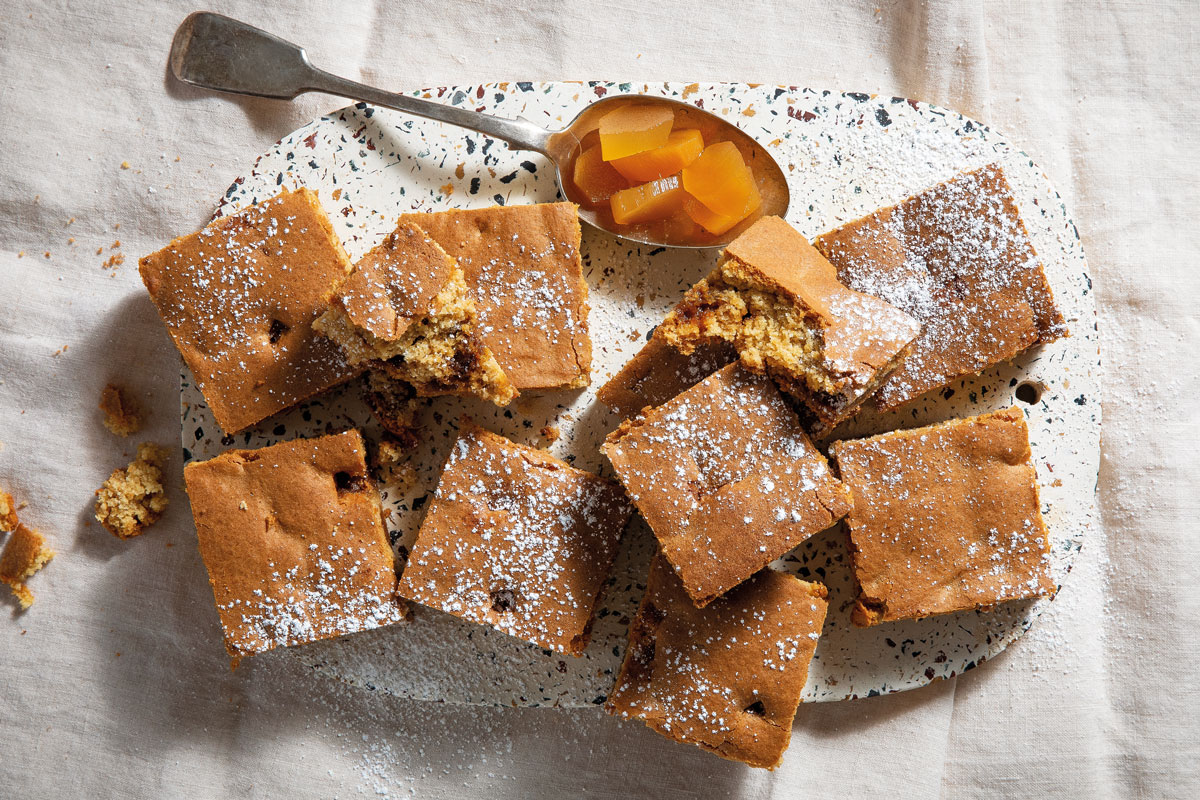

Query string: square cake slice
[313,221,516,406]
[606,556,828,770]
[603,363,852,607]
[140,188,359,434]
[829,406,1054,626]
[183,430,406,665]
[815,164,1067,411]
[397,203,592,390]
[655,216,921,435]
[397,425,632,655]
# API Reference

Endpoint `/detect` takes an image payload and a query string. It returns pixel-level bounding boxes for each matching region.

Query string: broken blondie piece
[398,425,632,655]
[139,188,359,434]
[815,164,1067,410]
[603,363,853,607]
[397,203,592,390]
[656,215,921,435]
[606,556,828,769]
[0,524,55,609]
[183,430,407,666]
[360,371,422,450]
[94,443,170,539]
[829,406,1054,626]
[313,221,516,406]
[99,383,144,436]
[0,488,17,533]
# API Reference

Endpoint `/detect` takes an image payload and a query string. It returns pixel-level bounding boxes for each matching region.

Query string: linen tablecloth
[2,1,1197,796]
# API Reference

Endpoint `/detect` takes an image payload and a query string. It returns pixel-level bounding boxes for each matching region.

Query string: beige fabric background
[1,0,1197,797]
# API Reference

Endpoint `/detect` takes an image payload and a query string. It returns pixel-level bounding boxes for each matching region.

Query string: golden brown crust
[606,556,828,770]
[397,203,592,390]
[398,425,631,655]
[602,364,852,607]
[182,430,406,666]
[0,489,17,533]
[314,223,517,407]
[94,443,170,539]
[98,383,144,436]
[328,222,455,348]
[829,406,1053,626]
[596,334,737,420]
[658,216,921,434]
[139,188,360,434]
[0,524,54,609]
[815,164,1067,411]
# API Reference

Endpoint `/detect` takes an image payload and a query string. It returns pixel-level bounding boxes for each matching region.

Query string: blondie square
[313,221,515,406]
[829,406,1054,626]
[606,556,828,770]
[183,430,406,665]
[397,203,592,390]
[139,188,359,434]
[657,215,921,435]
[603,363,852,607]
[815,164,1067,411]
[398,426,631,655]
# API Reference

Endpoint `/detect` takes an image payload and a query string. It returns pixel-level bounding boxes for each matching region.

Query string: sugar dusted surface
[603,363,851,606]
[816,164,1066,411]
[181,83,1097,706]
[399,427,631,655]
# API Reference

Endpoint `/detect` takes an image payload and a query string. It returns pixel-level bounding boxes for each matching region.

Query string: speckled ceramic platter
[181,81,1099,706]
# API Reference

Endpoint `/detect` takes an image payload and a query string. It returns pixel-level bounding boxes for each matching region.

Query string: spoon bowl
[170,12,789,248]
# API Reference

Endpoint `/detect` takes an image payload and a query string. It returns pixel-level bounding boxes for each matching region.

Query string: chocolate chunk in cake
[398,425,631,655]
[183,430,406,666]
[397,203,592,390]
[606,556,828,769]
[313,221,515,406]
[139,188,359,434]
[656,216,921,435]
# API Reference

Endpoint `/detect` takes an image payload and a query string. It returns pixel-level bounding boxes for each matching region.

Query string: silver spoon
[169,12,789,248]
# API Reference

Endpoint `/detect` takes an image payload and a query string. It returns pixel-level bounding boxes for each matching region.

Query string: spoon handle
[170,12,553,154]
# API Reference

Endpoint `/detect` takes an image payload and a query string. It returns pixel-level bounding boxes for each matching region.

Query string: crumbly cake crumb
[361,372,422,450]
[98,383,144,436]
[0,524,55,609]
[815,164,1066,410]
[94,443,170,539]
[314,223,516,407]
[658,216,920,434]
[0,489,17,533]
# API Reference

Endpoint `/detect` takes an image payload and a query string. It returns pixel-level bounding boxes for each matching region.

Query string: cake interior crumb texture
[360,372,423,450]
[0,489,17,533]
[312,221,516,407]
[397,203,592,390]
[94,442,170,539]
[398,426,632,655]
[182,430,407,665]
[606,557,828,770]
[0,524,55,609]
[657,215,921,435]
[830,406,1054,626]
[138,187,360,434]
[815,164,1067,411]
[98,383,144,436]
[603,363,852,608]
